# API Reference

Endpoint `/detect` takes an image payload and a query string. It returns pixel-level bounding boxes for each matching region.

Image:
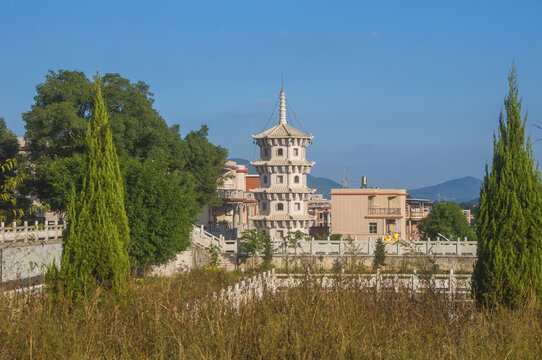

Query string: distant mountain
[307,175,341,198]
[229,158,340,198]
[407,176,482,203]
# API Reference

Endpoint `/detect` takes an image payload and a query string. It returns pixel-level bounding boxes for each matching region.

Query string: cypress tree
[373,238,386,270]
[59,75,131,298]
[473,65,542,307]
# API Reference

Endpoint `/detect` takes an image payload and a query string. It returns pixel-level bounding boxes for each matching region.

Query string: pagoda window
[295,202,300,211]
[263,148,269,157]
[294,148,299,156]
[294,175,300,184]
[262,202,267,211]
[262,175,267,184]
[277,175,284,184]
[277,148,284,156]
[277,203,284,211]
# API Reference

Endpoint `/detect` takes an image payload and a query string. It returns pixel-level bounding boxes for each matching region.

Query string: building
[406,198,433,241]
[308,194,331,238]
[330,187,408,240]
[462,209,475,226]
[249,88,316,239]
[199,161,259,239]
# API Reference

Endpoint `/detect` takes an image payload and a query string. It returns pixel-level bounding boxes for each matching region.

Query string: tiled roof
[252,123,312,139]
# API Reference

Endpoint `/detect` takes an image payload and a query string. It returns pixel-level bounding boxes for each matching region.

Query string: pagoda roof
[252,123,312,139]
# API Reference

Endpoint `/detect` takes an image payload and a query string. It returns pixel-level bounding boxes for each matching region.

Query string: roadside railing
[191,227,478,258]
[0,221,66,245]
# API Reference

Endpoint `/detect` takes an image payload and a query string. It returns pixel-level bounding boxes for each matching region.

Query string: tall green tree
[59,76,130,298]
[473,66,542,308]
[418,202,475,240]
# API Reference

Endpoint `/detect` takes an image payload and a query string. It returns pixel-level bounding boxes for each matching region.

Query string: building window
[294,148,299,156]
[277,203,284,211]
[294,175,300,183]
[369,222,377,234]
[277,148,283,156]
[295,203,300,211]
[277,175,283,184]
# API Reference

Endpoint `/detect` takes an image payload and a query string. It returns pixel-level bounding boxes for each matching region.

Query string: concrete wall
[1,242,62,283]
[236,254,476,273]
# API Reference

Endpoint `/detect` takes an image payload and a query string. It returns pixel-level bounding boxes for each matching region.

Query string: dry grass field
[0,269,541,359]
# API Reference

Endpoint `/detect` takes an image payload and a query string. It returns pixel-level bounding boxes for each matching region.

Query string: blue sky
[2,0,542,189]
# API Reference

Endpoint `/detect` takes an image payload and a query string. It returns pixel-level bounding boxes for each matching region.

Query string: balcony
[219,189,255,201]
[368,207,401,216]
[407,209,428,219]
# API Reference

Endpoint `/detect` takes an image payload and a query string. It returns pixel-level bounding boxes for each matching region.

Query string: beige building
[249,88,315,239]
[330,188,407,240]
[199,161,259,239]
[406,198,433,241]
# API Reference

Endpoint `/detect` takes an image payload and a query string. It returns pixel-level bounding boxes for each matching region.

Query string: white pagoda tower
[250,89,315,239]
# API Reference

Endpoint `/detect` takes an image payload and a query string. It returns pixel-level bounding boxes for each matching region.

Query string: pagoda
[250,89,315,239]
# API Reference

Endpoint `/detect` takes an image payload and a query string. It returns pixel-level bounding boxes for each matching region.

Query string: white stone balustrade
[208,269,471,311]
[0,221,66,244]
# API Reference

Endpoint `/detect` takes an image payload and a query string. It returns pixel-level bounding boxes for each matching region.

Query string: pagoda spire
[279,88,287,125]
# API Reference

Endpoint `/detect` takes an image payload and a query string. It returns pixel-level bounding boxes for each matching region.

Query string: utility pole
[342,167,351,189]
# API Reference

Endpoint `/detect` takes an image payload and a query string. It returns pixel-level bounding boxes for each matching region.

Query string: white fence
[211,269,471,310]
[276,269,471,295]
[0,222,65,283]
[192,226,477,258]
[0,221,66,244]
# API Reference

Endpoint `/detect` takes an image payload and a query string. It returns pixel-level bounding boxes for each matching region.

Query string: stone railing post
[412,270,419,292]
[376,269,381,291]
[339,239,344,256]
[457,238,462,256]
[310,238,314,255]
[24,221,29,242]
[449,269,454,299]
[53,220,58,240]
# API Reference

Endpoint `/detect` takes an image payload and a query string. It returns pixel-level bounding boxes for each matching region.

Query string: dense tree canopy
[473,66,542,308]
[24,69,227,267]
[122,156,198,269]
[0,118,33,223]
[23,70,227,213]
[418,202,475,240]
[0,118,19,162]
